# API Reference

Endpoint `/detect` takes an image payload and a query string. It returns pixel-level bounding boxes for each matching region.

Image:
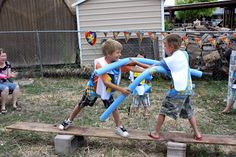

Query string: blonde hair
[101,39,123,56]
[164,34,182,52]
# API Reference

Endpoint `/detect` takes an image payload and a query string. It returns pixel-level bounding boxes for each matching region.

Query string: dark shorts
[159,95,194,120]
[78,89,114,109]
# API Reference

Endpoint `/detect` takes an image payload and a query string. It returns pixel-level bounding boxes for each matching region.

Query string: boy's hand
[10,72,18,78]
[129,58,138,65]
[121,87,132,95]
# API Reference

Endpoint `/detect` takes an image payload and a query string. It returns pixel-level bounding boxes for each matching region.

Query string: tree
[176,0,217,22]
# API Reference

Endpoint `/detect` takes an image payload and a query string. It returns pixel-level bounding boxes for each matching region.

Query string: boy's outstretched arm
[101,74,131,95]
[123,59,150,73]
[130,66,146,73]
[127,58,150,69]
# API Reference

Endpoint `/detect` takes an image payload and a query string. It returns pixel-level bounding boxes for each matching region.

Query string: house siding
[78,0,162,66]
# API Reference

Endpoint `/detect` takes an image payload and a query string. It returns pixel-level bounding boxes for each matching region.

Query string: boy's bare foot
[143,109,150,117]
[13,102,22,111]
[222,109,230,114]
[194,132,202,141]
[143,112,150,117]
[148,132,160,140]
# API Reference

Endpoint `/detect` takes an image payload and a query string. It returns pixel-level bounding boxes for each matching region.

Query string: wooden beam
[165,0,236,12]
[6,122,236,145]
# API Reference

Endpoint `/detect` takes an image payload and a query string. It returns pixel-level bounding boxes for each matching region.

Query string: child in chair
[0,48,21,114]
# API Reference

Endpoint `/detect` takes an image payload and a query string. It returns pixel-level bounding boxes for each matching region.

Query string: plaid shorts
[229,88,236,101]
[131,94,150,108]
[159,95,194,120]
[78,88,114,109]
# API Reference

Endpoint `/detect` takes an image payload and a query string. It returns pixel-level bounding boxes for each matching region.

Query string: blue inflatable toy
[99,66,167,121]
[95,58,202,78]
[98,58,203,121]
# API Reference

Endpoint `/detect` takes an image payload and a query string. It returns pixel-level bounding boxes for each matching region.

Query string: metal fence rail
[0,30,235,79]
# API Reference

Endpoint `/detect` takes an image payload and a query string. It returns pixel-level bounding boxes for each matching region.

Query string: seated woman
[0,48,21,114]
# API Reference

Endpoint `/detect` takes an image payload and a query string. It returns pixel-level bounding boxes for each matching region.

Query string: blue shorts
[0,80,17,93]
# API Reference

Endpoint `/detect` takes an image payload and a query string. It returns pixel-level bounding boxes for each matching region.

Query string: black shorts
[78,91,114,109]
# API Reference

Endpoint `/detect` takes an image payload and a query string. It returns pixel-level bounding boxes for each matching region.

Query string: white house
[69,0,165,66]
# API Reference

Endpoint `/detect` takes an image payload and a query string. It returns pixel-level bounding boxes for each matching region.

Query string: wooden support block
[54,135,85,155]
[167,142,186,157]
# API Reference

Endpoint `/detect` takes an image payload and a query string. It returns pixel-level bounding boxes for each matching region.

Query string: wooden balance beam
[5,122,236,145]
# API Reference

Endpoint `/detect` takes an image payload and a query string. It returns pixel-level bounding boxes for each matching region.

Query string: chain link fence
[0,30,235,80]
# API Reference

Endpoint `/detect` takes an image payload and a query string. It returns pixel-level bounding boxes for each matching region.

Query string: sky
[164,0,224,6]
[164,0,175,6]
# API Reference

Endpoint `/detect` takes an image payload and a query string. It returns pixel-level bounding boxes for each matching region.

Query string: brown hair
[0,48,4,54]
[163,34,182,52]
[101,39,123,56]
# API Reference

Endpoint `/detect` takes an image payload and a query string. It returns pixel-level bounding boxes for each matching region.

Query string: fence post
[153,36,159,60]
[36,31,44,77]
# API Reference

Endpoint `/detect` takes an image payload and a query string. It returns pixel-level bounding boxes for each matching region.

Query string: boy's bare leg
[134,107,139,115]
[58,104,82,130]
[150,114,165,138]
[68,105,82,121]
[112,108,129,137]
[222,99,234,113]
[112,108,121,127]
[130,106,138,116]
[135,107,139,113]
[12,85,20,108]
[188,116,201,138]
[1,88,9,111]
[143,107,150,116]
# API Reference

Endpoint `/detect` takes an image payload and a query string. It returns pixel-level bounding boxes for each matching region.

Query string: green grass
[0,77,236,156]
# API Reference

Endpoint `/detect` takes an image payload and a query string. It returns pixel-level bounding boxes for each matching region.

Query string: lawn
[0,77,236,157]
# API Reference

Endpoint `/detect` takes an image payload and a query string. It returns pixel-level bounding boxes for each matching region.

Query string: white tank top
[94,57,121,100]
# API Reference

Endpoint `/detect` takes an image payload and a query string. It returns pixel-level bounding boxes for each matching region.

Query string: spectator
[0,48,21,114]
[222,66,236,113]
[129,53,151,116]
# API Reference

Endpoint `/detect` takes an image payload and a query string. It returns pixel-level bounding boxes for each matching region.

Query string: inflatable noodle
[95,58,202,78]
[95,58,160,76]
[0,73,8,79]
[99,66,167,121]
